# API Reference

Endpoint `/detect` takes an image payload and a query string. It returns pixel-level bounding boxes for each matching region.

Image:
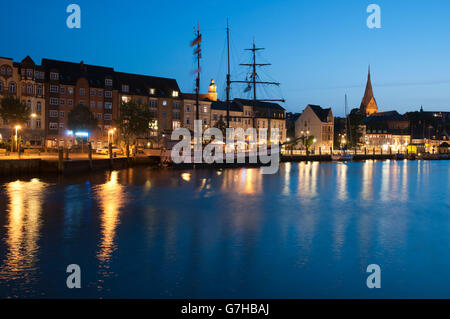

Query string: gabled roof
[182,93,211,101]
[115,72,180,97]
[307,104,332,122]
[41,58,115,86]
[364,111,407,123]
[234,98,285,111]
[211,100,243,112]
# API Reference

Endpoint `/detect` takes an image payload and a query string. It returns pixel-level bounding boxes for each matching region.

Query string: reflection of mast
[226,18,231,128]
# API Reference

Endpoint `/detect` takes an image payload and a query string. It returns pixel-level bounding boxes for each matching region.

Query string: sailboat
[332,94,353,161]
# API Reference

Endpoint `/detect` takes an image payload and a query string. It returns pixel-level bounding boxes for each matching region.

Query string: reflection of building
[360,67,378,116]
[0,56,46,146]
[364,111,410,152]
[295,104,334,152]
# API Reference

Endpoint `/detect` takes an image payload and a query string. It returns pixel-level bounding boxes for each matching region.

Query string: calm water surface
[0,160,449,298]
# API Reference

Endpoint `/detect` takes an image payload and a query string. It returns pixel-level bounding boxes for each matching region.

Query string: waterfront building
[0,56,46,146]
[182,93,212,132]
[295,104,334,152]
[41,59,118,149]
[364,111,410,152]
[360,67,378,117]
[115,72,182,138]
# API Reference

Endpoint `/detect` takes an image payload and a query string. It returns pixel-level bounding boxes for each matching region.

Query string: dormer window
[50,72,59,80]
[105,78,113,86]
[149,88,155,95]
[0,66,5,75]
[172,90,179,97]
[26,69,33,77]
[122,84,129,93]
[6,67,12,76]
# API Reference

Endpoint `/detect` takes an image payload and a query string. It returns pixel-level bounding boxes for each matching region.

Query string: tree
[67,104,98,133]
[347,108,364,149]
[0,95,30,127]
[0,95,30,152]
[213,118,227,135]
[117,100,153,158]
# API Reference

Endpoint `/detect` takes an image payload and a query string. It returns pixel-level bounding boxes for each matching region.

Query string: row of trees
[0,95,154,155]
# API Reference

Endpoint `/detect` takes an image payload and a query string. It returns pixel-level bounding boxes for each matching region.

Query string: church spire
[360,65,378,116]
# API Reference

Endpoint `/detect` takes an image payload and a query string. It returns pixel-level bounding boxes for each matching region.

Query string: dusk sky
[2,0,450,116]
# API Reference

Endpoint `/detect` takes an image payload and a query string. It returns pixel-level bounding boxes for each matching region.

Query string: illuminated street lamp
[15,125,21,153]
[108,128,117,144]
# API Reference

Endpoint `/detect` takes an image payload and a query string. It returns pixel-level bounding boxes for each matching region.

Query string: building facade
[0,56,46,146]
[295,104,334,152]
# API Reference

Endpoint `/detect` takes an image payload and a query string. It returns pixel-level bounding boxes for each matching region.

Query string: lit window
[172,90,179,97]
[68,88,74,95]
[50,110,58,117]
[9,82,16,93]
[49,122,58,129]
[149,88,155,95]
[162,100,167,106]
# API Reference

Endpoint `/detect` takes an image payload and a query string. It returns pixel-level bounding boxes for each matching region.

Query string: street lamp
[15,125,21,153]
[108,128,116,145]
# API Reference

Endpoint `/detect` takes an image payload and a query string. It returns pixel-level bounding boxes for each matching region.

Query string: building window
[36,102,41,112]
[60,99,65,105]
[90,101,96,108]
[186,117,190,125]
[50,98,58,105]
[173,102,180,109]
[97,113,102,120]
[68,88,73,95]
[172,90,179,97]
[90,89,95,96]
[213,114,217,121]
[9,82,16,93]
[60,87,65,94]
[0,66,4,75]
[203,106,208,113]
[37,85,43,95]
[149,100,157,108]
[0,81,3,91]
[80,88,85,96]
[50,85,58,93]
[27,84,33,95]
[50,72,58,80]
[60,111,65,118]
[49,110,58,117]
[122,84,129,92]
[68,99,73,106]
[186,105,190,112]
[36,119,41,128]
[149,88,155,95]
[104,102,112,109]
[104,114,112,121]
[97,91,102,97]
[59,123,64,129]
[105,91,112,98]
[27,69,33,77]
[105,79,113,86]
[162,111,166,117]
[162,100,167,106]
[97,101,103,108]
[49,122,58,129]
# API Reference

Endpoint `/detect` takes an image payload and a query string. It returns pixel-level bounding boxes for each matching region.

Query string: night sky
[2,0,450,116]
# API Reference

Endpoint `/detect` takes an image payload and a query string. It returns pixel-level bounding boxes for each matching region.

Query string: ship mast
[232,39,284,135]
[226,18,231,128]
[194,23,201,122]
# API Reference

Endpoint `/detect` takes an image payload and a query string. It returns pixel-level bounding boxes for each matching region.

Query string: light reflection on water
[0,160,449,298]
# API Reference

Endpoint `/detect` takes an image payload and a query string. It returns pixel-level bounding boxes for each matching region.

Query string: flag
[190,67,202,75]
[190,34,202,47]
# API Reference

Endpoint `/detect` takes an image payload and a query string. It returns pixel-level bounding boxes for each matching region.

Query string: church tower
[360,66,378,116]
[208,79,217,101]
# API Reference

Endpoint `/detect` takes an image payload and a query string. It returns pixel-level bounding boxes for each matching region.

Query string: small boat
[332,153,354,161]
